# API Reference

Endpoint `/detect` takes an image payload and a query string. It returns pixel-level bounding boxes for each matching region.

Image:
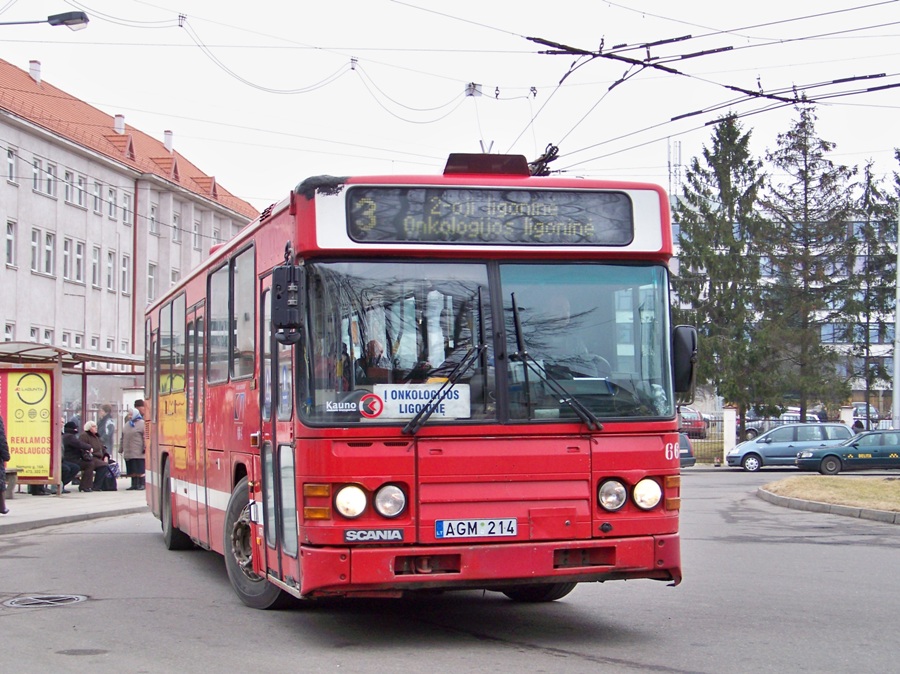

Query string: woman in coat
[121,406,146,491]
[80,420,112,490]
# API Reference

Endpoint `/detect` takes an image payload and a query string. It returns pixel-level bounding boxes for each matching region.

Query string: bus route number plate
[435,518,517,539]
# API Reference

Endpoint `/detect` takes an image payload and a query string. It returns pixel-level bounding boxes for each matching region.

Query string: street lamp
[0,12,89,30]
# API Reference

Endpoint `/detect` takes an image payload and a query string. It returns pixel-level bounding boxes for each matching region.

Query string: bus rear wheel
[224,477,292,609]
[501,582,577,602]
[161,461,193,551]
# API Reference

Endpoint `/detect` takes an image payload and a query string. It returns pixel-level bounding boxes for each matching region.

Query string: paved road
[1,468,897,673]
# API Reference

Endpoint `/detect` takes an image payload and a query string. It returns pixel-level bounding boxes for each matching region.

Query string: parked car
[727,422,853,472]
[742,411,818,440]
[852,402,881,424]
[679,433,696,468]
[796,429,900,474]
[679,406,707,439]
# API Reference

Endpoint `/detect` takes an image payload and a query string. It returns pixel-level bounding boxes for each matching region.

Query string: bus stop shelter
[0,342,143,495]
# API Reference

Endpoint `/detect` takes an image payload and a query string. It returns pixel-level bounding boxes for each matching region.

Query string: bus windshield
[302,260,673,426]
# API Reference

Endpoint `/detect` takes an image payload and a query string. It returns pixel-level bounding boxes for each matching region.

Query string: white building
[0,58,258,362]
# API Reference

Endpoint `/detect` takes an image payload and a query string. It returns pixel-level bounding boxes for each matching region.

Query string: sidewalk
[0,478,150,535]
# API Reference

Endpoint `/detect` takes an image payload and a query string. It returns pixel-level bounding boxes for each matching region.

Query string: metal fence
[683,408,894,464]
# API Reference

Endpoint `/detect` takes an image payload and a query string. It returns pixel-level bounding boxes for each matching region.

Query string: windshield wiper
[402,343,486,435]
[509,292,603,431]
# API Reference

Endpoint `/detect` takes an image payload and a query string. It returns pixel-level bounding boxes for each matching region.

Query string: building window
[106,251,116,291]
[62,332,70,347]
[150,205,159,235]
[30,228,39,271]
[171,268,180,286]
[64,171,74,202]
[6,148,15,182]
[107,188,117,219]
[213,228,221,244]
[120,339,129,354]
[5,220,15,266]
[193,220,201,249]
[90,335,99,351]
[74,333,83,349]
[75,241,85,283]
[30,327,39,343]
[172,212,181,243]
[4,324,14,342]
[45,164,56,196]
[122,193,132,224]
[106,338,114,352]
[43,232,55,275]
[76,175,86,207]
[32,158,41,191]
[63,237,73,280]
[91,246,101,287]
[42,329,53,345]
[148,263,157,303]
[93,182,102,213]
[121,254,131,295]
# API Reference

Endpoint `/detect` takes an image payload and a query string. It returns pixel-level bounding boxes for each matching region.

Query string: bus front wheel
[501,582,577,602]
[224,477,292,609]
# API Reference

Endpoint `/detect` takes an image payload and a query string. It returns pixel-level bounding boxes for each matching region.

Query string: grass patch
[763,476,900,513]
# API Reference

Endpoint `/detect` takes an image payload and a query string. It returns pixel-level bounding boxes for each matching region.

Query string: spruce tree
[847,162,895,428]
[672,114,772,432]
[757,103,856,418]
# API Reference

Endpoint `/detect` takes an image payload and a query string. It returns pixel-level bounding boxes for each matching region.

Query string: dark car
[727,422,853,471]
[852,402,881,425]
[678,406,707,439]
[796,429,900,474]
[679,433,696,468]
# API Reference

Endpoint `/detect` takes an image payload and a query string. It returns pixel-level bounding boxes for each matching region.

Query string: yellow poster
[2,370,54,479]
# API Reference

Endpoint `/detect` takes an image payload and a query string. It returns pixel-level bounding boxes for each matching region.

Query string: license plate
[435,518,517,539]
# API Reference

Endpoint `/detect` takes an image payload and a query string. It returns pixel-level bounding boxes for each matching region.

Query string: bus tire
[161,461,193,551]
[501,582,577,602]
[224,477,292,609]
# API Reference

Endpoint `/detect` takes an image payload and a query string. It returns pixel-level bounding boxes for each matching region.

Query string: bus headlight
[598,480,627,511]
[334,485,367,518]
[374,485,406,518]
[633,478,662,510]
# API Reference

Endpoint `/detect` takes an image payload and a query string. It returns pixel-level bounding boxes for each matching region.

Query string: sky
[1,0,898,212]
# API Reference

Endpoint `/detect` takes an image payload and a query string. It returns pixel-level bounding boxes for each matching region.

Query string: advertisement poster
[0,368,55,480]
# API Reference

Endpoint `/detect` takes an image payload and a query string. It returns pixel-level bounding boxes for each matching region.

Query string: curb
[756,488,900,525]
[0,505,150,535]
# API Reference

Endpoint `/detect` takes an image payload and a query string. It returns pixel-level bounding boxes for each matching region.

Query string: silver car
[727,423,853,472]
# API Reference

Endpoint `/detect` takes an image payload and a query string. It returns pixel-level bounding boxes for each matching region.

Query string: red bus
[145,154,697,609]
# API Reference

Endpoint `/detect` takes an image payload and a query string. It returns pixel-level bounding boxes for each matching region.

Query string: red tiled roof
[0,58,258,220]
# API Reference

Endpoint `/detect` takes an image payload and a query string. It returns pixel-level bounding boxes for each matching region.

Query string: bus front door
[260,281,301,591]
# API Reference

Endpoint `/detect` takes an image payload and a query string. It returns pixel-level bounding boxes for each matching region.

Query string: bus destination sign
[347,187,634,246]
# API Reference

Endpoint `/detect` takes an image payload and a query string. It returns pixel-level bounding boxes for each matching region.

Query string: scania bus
[145,153,697,609]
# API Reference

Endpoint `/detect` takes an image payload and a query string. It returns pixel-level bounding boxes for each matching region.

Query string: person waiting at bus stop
[122,403,146,491]
[62,420,98,492]
[80,420,113,491]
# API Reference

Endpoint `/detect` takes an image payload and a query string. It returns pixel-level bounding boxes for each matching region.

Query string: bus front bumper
[294,533,681,598]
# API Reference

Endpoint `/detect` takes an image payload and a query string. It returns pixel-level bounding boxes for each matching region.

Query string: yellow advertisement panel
[1,369,55,480]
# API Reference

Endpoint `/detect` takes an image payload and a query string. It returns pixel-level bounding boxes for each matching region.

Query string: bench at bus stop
[3,468,19,499]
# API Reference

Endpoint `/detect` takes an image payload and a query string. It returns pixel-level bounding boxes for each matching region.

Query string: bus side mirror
[672,325,698,398]
[272,265,304,345]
